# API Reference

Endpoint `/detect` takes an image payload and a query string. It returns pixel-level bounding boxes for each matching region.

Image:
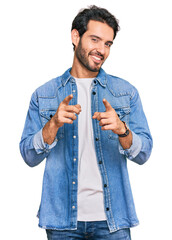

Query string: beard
[75,39,104,72]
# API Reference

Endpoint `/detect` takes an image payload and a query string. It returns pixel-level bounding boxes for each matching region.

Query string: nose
[96,42,105,56]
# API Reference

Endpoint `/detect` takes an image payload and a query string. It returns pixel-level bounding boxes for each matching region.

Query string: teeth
[92,55,101,61]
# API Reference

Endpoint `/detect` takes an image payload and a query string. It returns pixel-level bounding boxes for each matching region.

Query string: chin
[90,68,100,72]
[88,64,101,72]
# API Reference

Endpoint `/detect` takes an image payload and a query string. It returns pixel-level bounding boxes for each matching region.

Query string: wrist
[117,121,127,135]
[118,121,129,138]
[50,117,60,130]
[43,119,59,145]
[112,121,126,135]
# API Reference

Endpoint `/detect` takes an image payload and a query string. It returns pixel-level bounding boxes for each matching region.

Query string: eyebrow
[89,35,113,45]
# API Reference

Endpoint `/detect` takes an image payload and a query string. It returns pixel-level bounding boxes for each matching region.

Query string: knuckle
[58,112,63,119]
[70,106,74,111]
[100,120,103,125]
[76,108,80,114]
[72,114,76,120]
[58,105,64,112]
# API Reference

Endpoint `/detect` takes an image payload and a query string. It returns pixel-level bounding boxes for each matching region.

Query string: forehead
[84,20,114,41]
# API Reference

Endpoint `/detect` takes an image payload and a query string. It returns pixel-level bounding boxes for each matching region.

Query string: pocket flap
[40,109,64,140]
[40,110,56,121]
[115,107,130,120]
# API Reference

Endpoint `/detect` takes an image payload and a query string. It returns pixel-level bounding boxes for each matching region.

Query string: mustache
[89,51,104,60]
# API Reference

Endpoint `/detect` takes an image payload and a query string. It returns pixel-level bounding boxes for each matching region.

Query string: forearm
[42,118,59,145]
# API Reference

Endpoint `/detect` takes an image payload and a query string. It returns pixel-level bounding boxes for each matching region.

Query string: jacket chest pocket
[108,107,130,140]
[40,109,64,140]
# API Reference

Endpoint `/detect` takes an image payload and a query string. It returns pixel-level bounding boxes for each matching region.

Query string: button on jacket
[19,68,153,233]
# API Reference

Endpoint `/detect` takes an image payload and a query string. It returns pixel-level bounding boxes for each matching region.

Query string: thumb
[62,94,73,105]
[103,98,112,111]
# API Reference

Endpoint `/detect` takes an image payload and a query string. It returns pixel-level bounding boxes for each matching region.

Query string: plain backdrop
[0,0,172,239]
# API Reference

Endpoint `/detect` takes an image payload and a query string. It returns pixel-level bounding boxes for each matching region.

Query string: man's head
[71,6,120,76]
[71,5,120,50]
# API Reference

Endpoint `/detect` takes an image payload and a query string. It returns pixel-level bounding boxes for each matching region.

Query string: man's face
[75,20,114,73]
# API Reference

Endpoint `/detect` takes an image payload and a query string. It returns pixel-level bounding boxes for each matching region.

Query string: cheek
[84,42,98,54]
[104,50,110,60]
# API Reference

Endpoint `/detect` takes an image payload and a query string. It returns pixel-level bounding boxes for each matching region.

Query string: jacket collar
[61,68,107,87]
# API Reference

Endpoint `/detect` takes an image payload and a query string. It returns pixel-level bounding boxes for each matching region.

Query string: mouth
[89,53,104,64]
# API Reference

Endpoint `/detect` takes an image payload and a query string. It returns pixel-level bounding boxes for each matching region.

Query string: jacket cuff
[33,129,57,154]
[119,131,142,160]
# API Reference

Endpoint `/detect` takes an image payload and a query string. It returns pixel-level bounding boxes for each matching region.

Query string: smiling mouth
[90,54,104,64]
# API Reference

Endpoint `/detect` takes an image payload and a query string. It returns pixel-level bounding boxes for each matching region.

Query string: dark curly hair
[71,5,120,50]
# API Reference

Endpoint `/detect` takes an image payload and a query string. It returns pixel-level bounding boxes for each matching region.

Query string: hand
[92,98,126,135]
[52,94,81,128]
[43,94,81,144]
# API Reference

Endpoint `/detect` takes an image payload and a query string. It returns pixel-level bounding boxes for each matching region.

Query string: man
[20,5,153,240]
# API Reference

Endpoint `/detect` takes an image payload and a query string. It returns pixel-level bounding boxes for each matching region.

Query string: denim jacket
[20,68,153,233]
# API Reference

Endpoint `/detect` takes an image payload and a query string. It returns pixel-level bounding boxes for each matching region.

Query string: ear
[71,29,80,49]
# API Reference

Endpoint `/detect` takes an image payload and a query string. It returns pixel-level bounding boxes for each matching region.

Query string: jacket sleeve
[19,91,57,167]
[119,87,153,165]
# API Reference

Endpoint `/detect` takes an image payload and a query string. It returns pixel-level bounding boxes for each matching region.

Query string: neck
[70,56,99,78]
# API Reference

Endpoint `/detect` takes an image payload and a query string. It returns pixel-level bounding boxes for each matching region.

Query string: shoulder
[33,75,62,99]
[106,73,138,99]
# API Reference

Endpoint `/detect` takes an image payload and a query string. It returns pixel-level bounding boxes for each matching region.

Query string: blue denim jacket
[20,68,153,233]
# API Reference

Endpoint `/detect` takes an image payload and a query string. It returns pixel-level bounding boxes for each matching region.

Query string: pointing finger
[103,98,112,111]
[62,94,73,105]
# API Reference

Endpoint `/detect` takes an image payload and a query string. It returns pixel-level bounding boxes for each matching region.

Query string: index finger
[103,98,112,111]
[62,94,73,105]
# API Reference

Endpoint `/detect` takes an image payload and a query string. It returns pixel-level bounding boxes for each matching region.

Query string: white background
[0,0,172,239]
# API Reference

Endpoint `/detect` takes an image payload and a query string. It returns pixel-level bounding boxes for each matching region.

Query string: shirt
[75,77,106,221]
[19,68,153,233]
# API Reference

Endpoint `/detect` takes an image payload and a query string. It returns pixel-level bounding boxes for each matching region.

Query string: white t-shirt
[75,77,106,221]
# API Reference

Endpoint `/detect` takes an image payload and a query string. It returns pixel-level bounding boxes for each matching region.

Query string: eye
[92,38,98,42]
[105,42,112,48]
